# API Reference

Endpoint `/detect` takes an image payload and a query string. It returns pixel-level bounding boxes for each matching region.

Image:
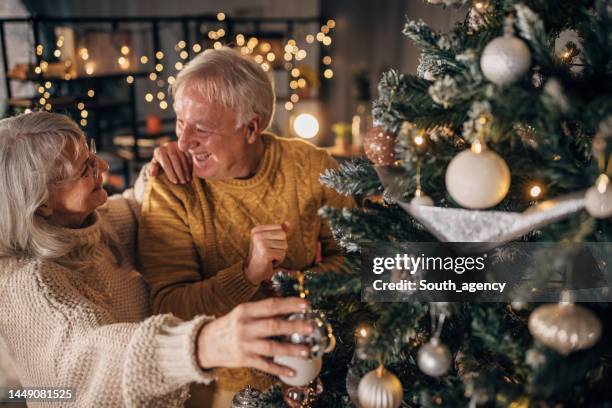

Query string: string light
[77,102,85,110]
[296,49,307,60]
[24,108,32,113]
[44,103,52,111]
[149,72,158,80]
[261,62,270,72]
[290,80,298,90]
[290,94,299,103]
[213,41,222,50]
[175,61,184,70]
[327,19,336,28]
[43,92,50,99]
[53,49,61,58]
[80,110,88,118]
[177,40,186,49]
[208,31,218,40]
[118,56,130,70]
[36,44,43,56]
[236,34,245,46]
[80,119,87,127]
[126,75,134,84]
[283,53,292,61]
[323,36,332,46]
[260,42,271,53]
[145,93,153,102]
[414,134,425,145]
[291,68,300,78]
[39,97,46,105]
[321,25,330,34]
[266,52,276,62]
[85,63,95,75]
[157,91,165,100]
[44,81,52,88]
[40,61,48,71]
[160,100,168,109]
[305,34,314,43]
[323,56,332,65]
[155,51,164,59]
[120,45,130,55]
[192,44,202,53]
[529,185,542,198]
[155,63,163,72]
[216,28,225,37]
[37,86,45,93]
[87,89,95,97]
[180,50,189,59]
[297,78,307,88]
[217,12,226,21]
[285,101,294,111]
[140,55,149,64]
[167,75,176,85]
[254,55,264,63]
[316,32,325,42]
[323,68,334,79]
[34,67,42,74]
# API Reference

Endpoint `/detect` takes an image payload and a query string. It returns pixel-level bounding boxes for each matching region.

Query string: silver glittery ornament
[417,337,452,377]
[376,166,586,250]
[528,295,602,355]
[231,385,261,408]
[287,310,335,357]
[358,365,403,408]
[480,18,531,86]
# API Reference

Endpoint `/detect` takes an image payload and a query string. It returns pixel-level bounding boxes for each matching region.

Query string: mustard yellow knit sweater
[138,133,354,395]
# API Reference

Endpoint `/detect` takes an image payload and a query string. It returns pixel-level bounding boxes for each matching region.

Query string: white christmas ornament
[417,338,452,377]
[480,31,531,85]
[445,141,511,209]
[358,365,403,408]
[411,189,434,207]
[274,355,322,386]
[585,174,612,218]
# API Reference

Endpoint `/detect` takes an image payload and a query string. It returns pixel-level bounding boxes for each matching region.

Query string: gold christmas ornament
[364,126,397,166]
[445,141,511,209]
[585,174,612,218]
[528,297,602,355]
[357,365,403,408]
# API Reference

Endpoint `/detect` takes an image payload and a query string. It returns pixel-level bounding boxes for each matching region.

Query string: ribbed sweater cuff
[216,262,260,303]
[156,315,217,386]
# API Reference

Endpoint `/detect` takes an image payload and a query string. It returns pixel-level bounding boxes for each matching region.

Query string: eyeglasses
[55,138,99,185]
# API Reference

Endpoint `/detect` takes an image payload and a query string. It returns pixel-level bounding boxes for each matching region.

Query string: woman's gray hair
[0,111,118,265]
[170,47,275,130]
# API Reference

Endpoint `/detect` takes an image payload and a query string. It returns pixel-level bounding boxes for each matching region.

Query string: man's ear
[245,116,261,144]
[35,202,53,218]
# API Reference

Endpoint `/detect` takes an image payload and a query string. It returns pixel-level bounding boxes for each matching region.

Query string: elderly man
[138,47,354,407]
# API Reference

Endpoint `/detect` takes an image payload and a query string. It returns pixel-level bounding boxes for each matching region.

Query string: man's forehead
[174,93,234,124]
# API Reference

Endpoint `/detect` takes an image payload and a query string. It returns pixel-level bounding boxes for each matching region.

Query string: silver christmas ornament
[287,310,335,357]
[417,338,452,377]
[376,166,586,250]
[585,175,612,219]
[445,142,511,209]
[231,385,261,408]
[480,21,531,86]
[358,365,403,408]
[528,296,602,355]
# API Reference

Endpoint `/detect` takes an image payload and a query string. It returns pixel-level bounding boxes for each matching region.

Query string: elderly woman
[0,111,313,407]
[139,47,355,407]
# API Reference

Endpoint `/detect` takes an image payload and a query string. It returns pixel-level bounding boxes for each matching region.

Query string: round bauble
[364,126,397,166]
[528,302,602,355]
[480,35,531,86]
[274,355,323,386]
[585,175,612,218]
[417,338,451,377]
[411,189,434,207]
[287,310,334,357]
[445,144,511,209]
[230,385,261,408]
[358,366,403,408]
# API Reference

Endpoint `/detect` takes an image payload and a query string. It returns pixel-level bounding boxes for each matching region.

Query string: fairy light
[24,108,32,113]
[145,93,153,102]
[53,49,61,58]
[180,50,189,59]
[290,80,298,90]
[285,101,294,111]
[323,56,332,65]
[43,91,50,99]
[260,42,272,53]
[118,56,130,70]
[39,97,46,105]
[155,51,164,59]
[40,61,48,71]
[208,31,217,40]
[160,100,168,110]
[155,63,163,72]
[192,44,202,53]
[120,45,130,55]
[36,44,43,56]
[284,53,292,61]
[126,75,134,84]
[321,25,330,34]
[80,110,88,118]
[213,41,222,50]
[217,12,226,21]
[291,68,300,78]
[316,32,325,42]
[177,40,186,49]
[296,49,307,60]
[290,94,299,103]
[157,91,165,100]
[64,73,72,80]
[305,34,314,43]
[44,81,52,89]
[323,36,332,46]
[56,36,64,47]
[44,103,52,111]
[175,61,184,70]
[529,184,542,198]
[247,37,259,49]
[37,86,45,93]
[323,68,334,79]
[167,75,176,85]
[80,119,87,127]
[77,102,85,110]
[266,52,276,62]
[327,19,336,28]
[596,174,609,194]
[87,89,95,98]
[217,28,226,38]
[34,66,42,74]
[85,63,95,75]
[236,34,245,46]
[261,62,270,72]
[140,55,149,64]
[414,134,425,146]
[254,55,264,64]
[149,72,158,80]
[297,78,307,88]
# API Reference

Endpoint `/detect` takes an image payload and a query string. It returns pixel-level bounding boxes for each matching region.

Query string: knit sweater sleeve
[138,175,259,320]
[309,151,356,274]
[0,260,215,408]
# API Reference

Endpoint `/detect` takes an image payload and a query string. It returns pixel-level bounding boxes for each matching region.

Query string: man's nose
[178,126,196,152]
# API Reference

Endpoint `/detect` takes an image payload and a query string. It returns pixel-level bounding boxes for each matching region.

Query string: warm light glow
[40,61,48,70]
[323,69,333,79]
[290,80,298,90]
[39,97,46,105]
[260,42,271,53]
[85,63,95,75]
[247,37,258,49]
[236,34,245,46]
[118,56,130,70]
[80,119,87,126]
[145,93,153,102]
[293,113,319,139]
[180,50,189,59]
[80,110,88,118]
[36,44,43,56]
[64,74,72,80]
[126,75,134,84]
[167,75,176,84]
[285,101,294,111]
[155,63,163,72]
[34,67,42,74]
[327,19,336,28]
[529,185,542,198]
[177,40,186,49]
[471,140,483,154]
[24,108,32,113]
[155,51,164,59]
[323,55,332,65]
[160,100,168,110]
[213,41,222,50]
[149,72,158,80]
[414,135,425,145]
[217,12,226,21]
[296,49,307,60]
[140,55,149,64]
[316,32,325,42]
[53,49,61,58]
[306,34,314,43]
[596,174,609,194]
[192,44,202,53]
[284,52,292,61]
[290,94,299,103]
[208,31,217,40]
[287,39,296,46]
[77,102,85,110]
[43,92,50,99]
[87,89,95,97]
[254,55,264,64]
[323,36,332,46]
[291,68,300,78]
[157,91,165,100]
[321,25,330,34]
[38,86,45,93]
[216,28,225,37]
[261,62,270,72]
[297,78,307,88]
[266,52,276,62]
[44,103,52,111]
[121,45,130,55]
[44,81,52,89]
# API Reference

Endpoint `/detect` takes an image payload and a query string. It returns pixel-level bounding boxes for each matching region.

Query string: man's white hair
[0,111,118,265]
[170,47,275,130]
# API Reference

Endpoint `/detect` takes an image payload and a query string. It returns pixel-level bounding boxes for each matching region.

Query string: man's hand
[244,222,290,285]
[195,297,312,378]
[149,141,192,184]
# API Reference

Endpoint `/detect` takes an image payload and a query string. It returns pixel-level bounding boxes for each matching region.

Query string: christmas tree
[251,1,612,406]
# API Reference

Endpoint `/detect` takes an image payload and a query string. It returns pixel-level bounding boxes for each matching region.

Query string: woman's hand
[149,141,192,184]
[195,297,313,378]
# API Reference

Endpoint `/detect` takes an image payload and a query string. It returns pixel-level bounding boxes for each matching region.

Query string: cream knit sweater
[0,190,215,407]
